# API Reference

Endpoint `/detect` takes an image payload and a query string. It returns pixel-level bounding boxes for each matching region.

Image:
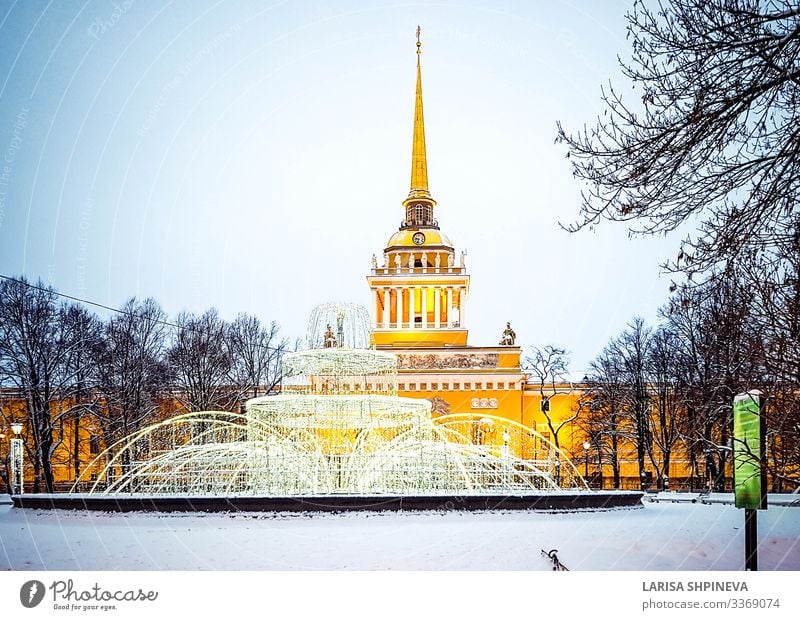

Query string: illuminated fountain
[305,302,371,349]
[64,303,623,507]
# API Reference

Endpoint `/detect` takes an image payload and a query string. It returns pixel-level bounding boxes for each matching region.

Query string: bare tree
[739,238,800,489]
[581,349,632,489]
[554,0,800,491]
[610,317,653,486]
[94,298,169,481]
[60,303,103,484]
[557,0,800,277]
[645,324,686,489]
[524,345,578,455]
[0,277,69,492]
[663,270,760,490]
[227,314,286,409]
[168,309,234,412]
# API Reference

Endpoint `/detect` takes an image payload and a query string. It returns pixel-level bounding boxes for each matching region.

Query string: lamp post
[583,441,590,484]
[0,432,5,494]
[10,422,23,495]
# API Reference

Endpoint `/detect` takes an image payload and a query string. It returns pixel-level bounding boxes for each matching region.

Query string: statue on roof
[499,322,516,346]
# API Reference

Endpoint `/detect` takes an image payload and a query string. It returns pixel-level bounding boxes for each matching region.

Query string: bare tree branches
[0,277,73,491]
[0,276,289,491]
[228,314,287,405]
[95,298,169,451]
[557,0,800,276]
[524,345,580,452]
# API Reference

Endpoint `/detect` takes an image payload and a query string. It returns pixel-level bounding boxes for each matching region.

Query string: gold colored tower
[367,29,534,427]
[368,28,469,348]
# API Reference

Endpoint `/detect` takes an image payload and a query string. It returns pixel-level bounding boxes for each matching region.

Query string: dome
[385,228,453,249]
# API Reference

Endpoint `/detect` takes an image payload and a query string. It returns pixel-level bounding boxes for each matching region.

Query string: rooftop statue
[499,322,516,346]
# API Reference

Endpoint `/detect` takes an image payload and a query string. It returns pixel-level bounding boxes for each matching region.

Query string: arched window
[405,203,433,226]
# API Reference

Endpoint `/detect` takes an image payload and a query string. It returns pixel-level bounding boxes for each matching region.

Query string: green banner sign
[733,391,767,510]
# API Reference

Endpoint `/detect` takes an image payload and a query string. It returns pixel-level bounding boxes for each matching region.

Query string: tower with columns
[362,29,539,450]
[361,30,597,485]
[367,28,470,348]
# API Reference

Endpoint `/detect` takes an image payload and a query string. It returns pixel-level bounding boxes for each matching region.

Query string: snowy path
[1,502,798,570]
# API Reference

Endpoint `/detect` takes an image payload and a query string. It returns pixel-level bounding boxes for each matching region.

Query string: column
[382,287,390,328]
[446,288,453,327]
[373,288,379,328]
[459,287,466,328]
[395,286,402,328]
[408,287,416,328]
[434,286,441,328]
[421,286,428,329]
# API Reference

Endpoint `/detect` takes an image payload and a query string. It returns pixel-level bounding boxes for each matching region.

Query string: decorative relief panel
[471,397,498,409]
[396,353,499,370]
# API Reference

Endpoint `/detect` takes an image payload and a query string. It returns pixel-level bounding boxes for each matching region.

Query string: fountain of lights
[13,304,642,511]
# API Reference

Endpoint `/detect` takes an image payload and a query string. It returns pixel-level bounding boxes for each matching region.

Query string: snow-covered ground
[1,500,798,570]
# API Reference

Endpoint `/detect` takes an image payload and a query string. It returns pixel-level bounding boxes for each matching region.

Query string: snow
[1,500,798,570]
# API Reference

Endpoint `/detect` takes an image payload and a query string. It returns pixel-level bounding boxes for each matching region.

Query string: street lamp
[0,432,5,494]
[10,422,23,495]
[582,441,590,483]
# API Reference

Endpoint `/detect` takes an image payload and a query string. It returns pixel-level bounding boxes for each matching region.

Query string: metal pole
[10,437,23,495]
[583,441,590,485]
[744,508,757,571]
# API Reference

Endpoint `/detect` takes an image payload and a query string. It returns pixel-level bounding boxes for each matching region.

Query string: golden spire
[408,25,431,201]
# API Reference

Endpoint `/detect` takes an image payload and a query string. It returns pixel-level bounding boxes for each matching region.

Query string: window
[407,203,433,225]
[89,436,101,455]
[420,383,427,390]
[431,383,438,390]
[442,383,449,390]
[498,382,504,389]
[399,383,406,390]
[453,383,460,390]
[486,382,494,389]
[464,383,471,390]
[366,384,372,391]
[475,382,482,390]
[409,383,416,390]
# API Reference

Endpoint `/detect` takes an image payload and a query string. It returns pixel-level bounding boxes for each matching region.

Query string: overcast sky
[0,0,683,375]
